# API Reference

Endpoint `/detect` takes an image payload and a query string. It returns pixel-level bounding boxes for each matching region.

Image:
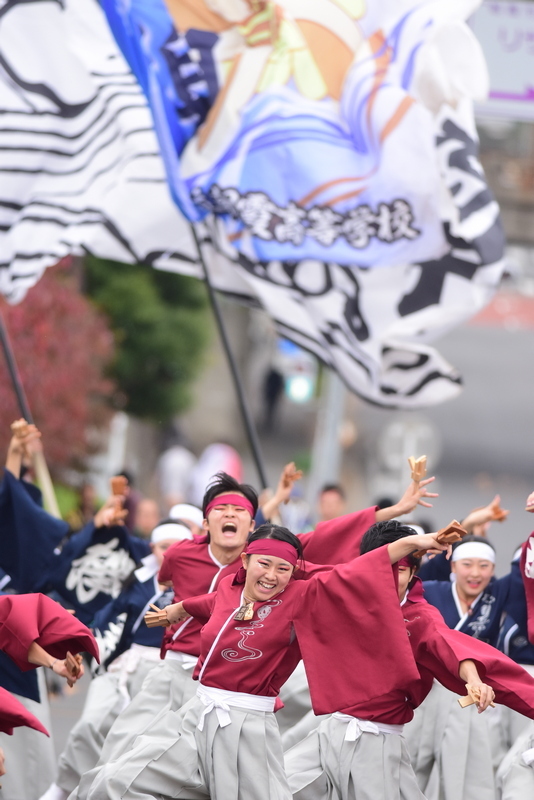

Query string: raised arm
[0,466,70,593]
[260,462,303,522]
[458,659,495,712]
[0,593,99,669]
[0,686,49,737]
[5,422,41,479]
[145,591,216,628]
[386,531,450,564]
[299,477,439,565]
[375,476,438,521]
[461,494,509,535]
[27,641,84,686]
[412,603,534,720]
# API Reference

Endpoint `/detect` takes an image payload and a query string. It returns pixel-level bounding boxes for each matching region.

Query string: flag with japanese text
[0,0,505,406]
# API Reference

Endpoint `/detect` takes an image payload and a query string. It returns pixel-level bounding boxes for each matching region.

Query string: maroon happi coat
[159,507,378,659]
[0,593,99,670]
[520,533,534,644]
[383,578,534,724]
[0,686,49,736]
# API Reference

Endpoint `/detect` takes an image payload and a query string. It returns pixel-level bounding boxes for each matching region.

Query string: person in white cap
[168,503,204,536]
[404,532,534,800]
[39,520,192,800]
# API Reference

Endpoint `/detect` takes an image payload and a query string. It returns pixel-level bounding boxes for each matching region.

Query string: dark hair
[247,523,303,561]
[202,472,258,517]
[360,520,421,570]
[417,518,434,534]
[373,496,395,510]
[452,534,496,554]
[320,484,345,500]
[119,469,135,487]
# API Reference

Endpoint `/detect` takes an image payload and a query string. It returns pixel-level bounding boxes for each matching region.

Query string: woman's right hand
[144,602,190,628]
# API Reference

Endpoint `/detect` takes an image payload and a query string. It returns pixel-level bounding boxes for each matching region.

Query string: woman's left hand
[467,681,495,713]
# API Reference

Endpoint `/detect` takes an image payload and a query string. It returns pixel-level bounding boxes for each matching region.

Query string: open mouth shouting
[222,522,238,536]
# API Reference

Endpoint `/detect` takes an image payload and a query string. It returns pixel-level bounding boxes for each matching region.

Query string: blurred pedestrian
[317,483,346,522]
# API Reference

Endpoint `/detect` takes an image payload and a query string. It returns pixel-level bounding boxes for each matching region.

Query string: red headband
[398,556,415,569]
[204,493,255,519]
[245,539,299,566]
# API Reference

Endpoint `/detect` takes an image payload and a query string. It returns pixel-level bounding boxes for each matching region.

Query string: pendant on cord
[234,602,254,621]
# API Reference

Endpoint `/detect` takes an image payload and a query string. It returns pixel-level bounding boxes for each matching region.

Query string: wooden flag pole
[0,312,62,518]
[190,225,268,490]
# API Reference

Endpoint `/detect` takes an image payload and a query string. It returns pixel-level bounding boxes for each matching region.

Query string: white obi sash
[165,650,198,670]
[196,684,276,731]
[107,643,161,710]
[332,712,404,741]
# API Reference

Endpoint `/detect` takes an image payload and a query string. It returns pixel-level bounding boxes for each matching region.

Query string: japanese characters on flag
[0,0,506,407]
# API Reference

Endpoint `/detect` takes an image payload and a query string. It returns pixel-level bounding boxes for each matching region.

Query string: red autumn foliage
[0,261,115,471]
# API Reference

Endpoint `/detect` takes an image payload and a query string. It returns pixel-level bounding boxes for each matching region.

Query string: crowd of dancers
[1,421,534,800]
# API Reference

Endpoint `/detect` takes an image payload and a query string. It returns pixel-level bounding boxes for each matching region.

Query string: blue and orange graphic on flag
[101,0,452,265]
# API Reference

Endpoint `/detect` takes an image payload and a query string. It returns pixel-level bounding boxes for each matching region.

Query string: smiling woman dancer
[84,523,445,800]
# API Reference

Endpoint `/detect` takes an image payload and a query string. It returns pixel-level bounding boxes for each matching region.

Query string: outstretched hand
[52,652,84,687]
[276,462,303,504]
[94,496,127,528]
[388,531,450,565]
[260,462,304,521]
[145,602,190,628]
[462,495,509,532]
[408,532,451,558]
[6,421,42,476]
[397,477,439,514]
[465,682,496,713]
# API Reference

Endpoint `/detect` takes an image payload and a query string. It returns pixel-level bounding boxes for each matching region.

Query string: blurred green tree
[84,257,210,420]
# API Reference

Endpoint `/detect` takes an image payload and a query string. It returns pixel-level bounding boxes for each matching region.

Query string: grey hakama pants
[284,714,424,800]
[404,681,495,800]
[496,720,534,800]
[55,653,159,793]
[282,709,328,751]
[84,690,291,800]
[491,664,534,770]
[0,670,56,800]
[71,657,197,800]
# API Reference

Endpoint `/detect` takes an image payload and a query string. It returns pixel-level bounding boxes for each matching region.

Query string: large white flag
[0,0,505,407]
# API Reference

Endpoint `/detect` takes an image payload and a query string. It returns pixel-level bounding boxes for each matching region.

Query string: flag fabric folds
[0,0,506,407]
[0,0,200,303]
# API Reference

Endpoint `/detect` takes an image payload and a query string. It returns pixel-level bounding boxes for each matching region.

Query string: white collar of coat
[134,553,160,582]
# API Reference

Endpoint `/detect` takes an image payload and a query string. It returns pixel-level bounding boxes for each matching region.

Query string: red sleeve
[298,507,377,565]
[182,592,216,624]
[158,543,180,584]
[412,602,534,720]
[0,594,99,670]
[521,534,534,643]
[0,687,49,736]
[293,546,420,716]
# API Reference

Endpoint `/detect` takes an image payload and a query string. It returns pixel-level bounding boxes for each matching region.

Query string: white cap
[451,542,496,564]
[151,522,192,545]
[169,503,204,527]
[512,546,522,563]
[405,524,426,538]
